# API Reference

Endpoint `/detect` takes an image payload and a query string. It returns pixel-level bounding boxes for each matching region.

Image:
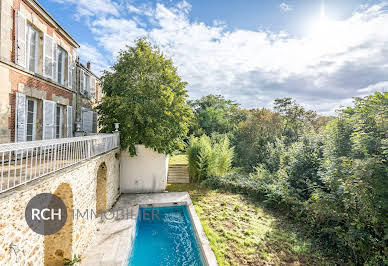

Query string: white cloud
[358,82,388,93]
[77,43,109,75]
[279,3,293,12]
[127,4,142,14]
[51,0,119,18]
[51,0,388,114]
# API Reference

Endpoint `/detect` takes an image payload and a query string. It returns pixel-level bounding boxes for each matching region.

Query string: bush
[201,93,388,264]
[187,135,234,182]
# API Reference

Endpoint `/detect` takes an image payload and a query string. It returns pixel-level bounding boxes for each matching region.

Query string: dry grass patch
[167,184,335,266]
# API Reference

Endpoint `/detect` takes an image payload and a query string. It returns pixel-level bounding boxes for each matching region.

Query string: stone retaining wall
[0,149,120,265]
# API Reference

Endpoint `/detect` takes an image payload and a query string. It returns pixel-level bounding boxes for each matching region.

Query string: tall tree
[97,38,193,155]
[274,97,318,142]
[189,94,246,137]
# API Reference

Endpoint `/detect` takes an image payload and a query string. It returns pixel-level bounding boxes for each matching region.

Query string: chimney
[86,61,91,70]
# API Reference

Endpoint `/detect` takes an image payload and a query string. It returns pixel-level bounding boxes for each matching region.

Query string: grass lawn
[167,183,335,266]
[169,154,188,164]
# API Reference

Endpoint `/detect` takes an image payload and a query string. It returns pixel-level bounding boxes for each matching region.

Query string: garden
[98,38,387,265]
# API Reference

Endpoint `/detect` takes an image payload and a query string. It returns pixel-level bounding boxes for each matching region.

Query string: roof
[26,0,80,48]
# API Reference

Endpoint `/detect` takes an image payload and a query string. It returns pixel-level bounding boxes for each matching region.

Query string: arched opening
[44,183,73,266]
[96,162,107,214]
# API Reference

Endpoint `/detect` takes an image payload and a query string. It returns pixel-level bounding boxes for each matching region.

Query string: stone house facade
[0,0,102,144]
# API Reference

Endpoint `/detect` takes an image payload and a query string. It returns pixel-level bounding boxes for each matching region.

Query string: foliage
[188,94,247,137]
[167,184,335,265]
[203,92,388,264]
[274,97,319,143]
[97,38,193,155]
[233,108,283,172]
[64,255,81,266]
[186,134,234,182]
[169,154,188,164]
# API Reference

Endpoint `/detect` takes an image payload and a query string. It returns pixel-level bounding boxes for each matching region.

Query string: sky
[39,0,388,114]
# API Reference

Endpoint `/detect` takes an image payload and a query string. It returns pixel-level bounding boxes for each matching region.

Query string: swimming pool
[129,205,204,265]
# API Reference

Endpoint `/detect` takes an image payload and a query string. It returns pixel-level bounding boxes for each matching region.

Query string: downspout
[75,57,80,124]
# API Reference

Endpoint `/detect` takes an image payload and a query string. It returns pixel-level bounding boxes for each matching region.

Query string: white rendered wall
[120,145,169,193]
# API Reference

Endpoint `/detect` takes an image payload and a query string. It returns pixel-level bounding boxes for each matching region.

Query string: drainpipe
[74,57,83,137]
[75,57,80,123]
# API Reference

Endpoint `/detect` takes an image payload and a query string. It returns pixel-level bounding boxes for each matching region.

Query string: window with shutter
[15,92,26,142]
[90,76,96,98]
[15,11,27,67]
[52,43,58,82]
[26,99,37,141]
[43,34,53,78]
[81,108,93,133]
[80,69,84,94]
[68,54,73,89]
[92,112,98,133]
[55,105,63,138]
[85,74,90,97]
[26,24,39,73]
[42,100,56,140]
[66,106,73,137]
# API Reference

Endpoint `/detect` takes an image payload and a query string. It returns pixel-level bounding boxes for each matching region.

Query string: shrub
[187,135,234,182]
[201,93,388,264]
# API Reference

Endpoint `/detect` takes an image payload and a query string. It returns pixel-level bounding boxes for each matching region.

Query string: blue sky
[40,0,388,114]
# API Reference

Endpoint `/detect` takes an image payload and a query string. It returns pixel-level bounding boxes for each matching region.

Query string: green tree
[234,108,283,172]
[97,38,193,155]
[189,95,247,137]
[274,97,318,142]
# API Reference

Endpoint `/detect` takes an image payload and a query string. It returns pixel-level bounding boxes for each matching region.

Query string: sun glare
[311,18,334,38]
[308,0,336,43]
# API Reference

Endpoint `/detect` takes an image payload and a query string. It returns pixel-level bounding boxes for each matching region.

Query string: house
[0,0,101,144]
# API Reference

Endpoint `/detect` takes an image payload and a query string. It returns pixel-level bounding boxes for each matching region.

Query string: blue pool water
[129,205,203,266]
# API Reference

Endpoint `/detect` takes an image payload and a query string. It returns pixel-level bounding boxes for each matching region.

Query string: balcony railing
[0,133,119,193]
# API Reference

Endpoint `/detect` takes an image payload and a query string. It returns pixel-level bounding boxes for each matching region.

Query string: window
[43,100,56,140]
[57,46,67,85]
[84,73,90,96]
[55,105,63,138]
[81,107,93,133]
[27,24,39,73]
[43,34,54,78]
[26,99,37,141]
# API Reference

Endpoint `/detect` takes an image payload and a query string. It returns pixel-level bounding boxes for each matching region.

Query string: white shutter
[15,92,26,142]
[92,112,97,133]
[66,106,73,137]
[81,108,93,133]
[42,100,56,140]
[90,76,96,98]
[43,34,53,78]
[52,43,58,82]
[80,69,84,94]
[68,54,73,89]
[15,11,27,68]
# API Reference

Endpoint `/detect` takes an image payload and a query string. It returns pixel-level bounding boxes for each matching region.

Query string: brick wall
[8,68,73,142]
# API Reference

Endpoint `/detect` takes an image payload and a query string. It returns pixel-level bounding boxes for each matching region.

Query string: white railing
[0,133,119,193]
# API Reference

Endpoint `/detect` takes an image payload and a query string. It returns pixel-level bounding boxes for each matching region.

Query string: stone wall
[0,149,120,265]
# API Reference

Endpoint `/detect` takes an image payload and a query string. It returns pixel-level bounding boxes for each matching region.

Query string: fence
[0,133,119,193]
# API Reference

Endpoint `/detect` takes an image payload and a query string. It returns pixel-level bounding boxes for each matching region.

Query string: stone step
[168,163,189,184]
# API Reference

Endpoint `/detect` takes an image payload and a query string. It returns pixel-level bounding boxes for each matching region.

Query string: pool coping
[81,192,217,266]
